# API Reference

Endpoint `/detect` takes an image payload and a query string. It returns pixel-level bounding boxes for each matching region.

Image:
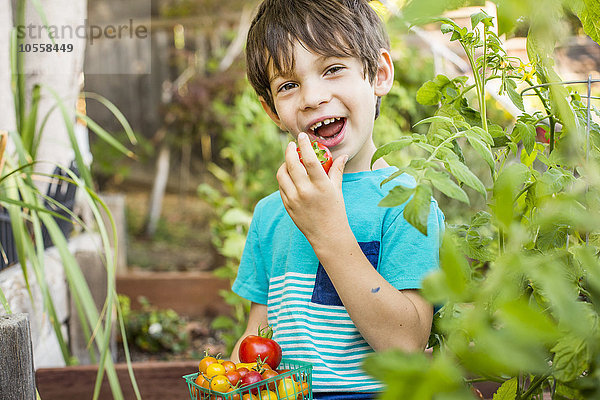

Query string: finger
[285,139,310,184]
[276,161,295,199]
[328,154,349,190]
[296,132,324,177]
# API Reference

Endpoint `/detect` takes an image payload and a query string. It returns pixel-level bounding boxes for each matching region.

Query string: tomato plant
[364,2,600,400]
[297,141,333,173]
[238,325,282,370]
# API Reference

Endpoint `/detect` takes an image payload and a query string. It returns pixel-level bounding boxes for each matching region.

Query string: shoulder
[250,190,289,230]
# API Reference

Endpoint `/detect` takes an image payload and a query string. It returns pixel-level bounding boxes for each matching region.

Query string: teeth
[310,117,341,132]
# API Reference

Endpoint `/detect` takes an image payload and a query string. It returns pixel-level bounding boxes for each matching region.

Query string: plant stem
[518,374,549,400]
[525,78,556,153]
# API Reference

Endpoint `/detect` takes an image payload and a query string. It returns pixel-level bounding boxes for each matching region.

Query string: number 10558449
[19,43,74,52]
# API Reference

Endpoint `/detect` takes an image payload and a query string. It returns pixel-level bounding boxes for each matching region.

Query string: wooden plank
[0,313,36,400]
[116,271,232,318]
[36,360,198,400]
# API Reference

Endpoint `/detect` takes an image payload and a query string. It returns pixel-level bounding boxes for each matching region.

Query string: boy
[231,0,445,397]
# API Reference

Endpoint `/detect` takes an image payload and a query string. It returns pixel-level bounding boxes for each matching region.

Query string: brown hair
[246,0,390,114]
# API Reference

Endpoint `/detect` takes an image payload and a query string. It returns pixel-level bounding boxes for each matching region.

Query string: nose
[301,80,330,110]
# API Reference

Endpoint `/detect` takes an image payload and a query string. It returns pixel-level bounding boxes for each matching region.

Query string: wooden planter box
[36,360,198,400]
[116,270,232,318]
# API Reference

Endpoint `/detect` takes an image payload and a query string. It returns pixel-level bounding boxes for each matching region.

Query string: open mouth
[308,117,346,140]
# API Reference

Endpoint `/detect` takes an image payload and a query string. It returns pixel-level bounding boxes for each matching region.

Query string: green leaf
[416,80,442,105]
[492,377,517,400]
[371,138,412,167]
[414,115,455,128]
[577,0,600,45]
[471,11,494,29]
[447,158,487,197]
[552,336,589,382]
[466,135,495,170]
[404,184,432,236]
[512,122,536,155]
[221,208,252,226]
[379,185,415,207]
[505,79,525,112]
[492,163,530,228]
[425,169,469,204]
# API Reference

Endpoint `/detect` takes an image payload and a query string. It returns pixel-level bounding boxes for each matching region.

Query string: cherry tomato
[221,360,237,373]
[297,141,333,173]
[296,381,309,399]
[277,378,297,400]
[225,370,242,387]
[199,356,218,374]
[241,371,263,394]
[259,390,278,400]
[210,374,231,392]
[226,388,242,400]
[206,363,226,378]
[261,369,279,390]
[238,325,282,370]
[242,394,258,400]
[237,367,250,378]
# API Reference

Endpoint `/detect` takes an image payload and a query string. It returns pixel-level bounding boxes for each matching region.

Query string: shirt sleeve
[231,201,270,305]
[378,198,445,290]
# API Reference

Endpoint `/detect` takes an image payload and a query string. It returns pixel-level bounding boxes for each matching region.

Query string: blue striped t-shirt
[232,167,445,392]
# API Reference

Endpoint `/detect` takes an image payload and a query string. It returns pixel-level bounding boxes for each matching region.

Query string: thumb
[328,154,349,188]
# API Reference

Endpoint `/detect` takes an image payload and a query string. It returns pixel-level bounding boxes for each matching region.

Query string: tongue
[315,119,344,137]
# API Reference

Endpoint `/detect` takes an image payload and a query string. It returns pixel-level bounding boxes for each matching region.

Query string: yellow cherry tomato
[199,356,218,374]
[210,374,230,392]
[206,362,226,378]
[259,389,278,400]
[277,378,297,400]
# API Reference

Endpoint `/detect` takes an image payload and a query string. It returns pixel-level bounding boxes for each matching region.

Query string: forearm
[230,302,268,362]
[311,227,433,352]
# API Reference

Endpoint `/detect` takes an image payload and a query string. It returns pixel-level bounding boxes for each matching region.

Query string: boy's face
[260,41,394,173]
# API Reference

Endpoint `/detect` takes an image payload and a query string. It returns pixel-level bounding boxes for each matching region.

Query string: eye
[277,82,297,93]
[325,65,344,75]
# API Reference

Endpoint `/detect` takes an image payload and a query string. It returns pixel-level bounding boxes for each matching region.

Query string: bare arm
[230,302,268,363]
[313,231,433,352]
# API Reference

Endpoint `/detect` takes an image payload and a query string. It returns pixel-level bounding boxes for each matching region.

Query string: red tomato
[238,325,283,370]
[225,370,242,387]
[221,360,237,373]
[261,369,279,390]
[237,367,250,378]
[297,141,333,173]
[240,370,263,394]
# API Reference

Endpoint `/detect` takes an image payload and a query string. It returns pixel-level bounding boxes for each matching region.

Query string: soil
[115,189,229,363]
[116,315,228,364]
[123,190,223,272]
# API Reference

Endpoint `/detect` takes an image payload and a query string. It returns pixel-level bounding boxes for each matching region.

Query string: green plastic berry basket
[183,358,313,400]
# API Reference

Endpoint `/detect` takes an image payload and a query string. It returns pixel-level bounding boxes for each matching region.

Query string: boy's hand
[277,132,350,246]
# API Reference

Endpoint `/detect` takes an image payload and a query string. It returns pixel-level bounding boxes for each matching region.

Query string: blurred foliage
[91,130,154,190]
[198,84,288,353]
[365,3,600,399]
[119,294,189,354]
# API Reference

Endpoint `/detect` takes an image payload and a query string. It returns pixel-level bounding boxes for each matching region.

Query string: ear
[259,96,285,130]
[374,49,394,97]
